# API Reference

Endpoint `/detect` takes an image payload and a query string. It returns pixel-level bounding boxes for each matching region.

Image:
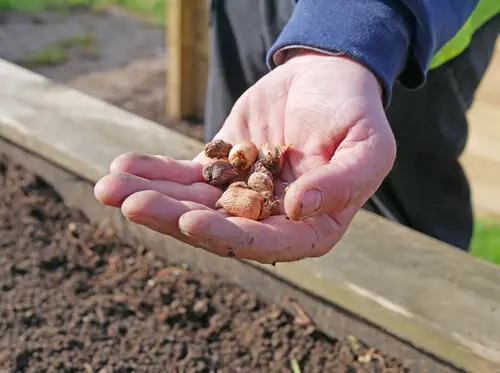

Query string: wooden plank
[461,37,500,219]
[166,0,209,121]
[1,59,500,373]
[0,59,203,183]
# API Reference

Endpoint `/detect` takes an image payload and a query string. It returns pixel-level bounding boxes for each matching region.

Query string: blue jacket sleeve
[266,0,479,106]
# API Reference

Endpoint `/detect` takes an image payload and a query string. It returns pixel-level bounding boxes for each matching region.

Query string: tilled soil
[0,153,410,372]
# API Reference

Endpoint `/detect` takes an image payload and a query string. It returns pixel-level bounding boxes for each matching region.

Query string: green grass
[19,45,70,67]
[470,218,500,265]
[107,0,166,25]
[0,0,95,11]
[57,30,98,49]
[0,0,166,25]
[18,30,98,67]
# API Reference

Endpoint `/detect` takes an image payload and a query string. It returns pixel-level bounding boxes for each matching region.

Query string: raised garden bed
[1,6,500,373]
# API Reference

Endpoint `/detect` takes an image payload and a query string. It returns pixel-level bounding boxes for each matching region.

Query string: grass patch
[107,0,166,25]
[58,30,98,49]
[0,0,166,25]
[0,0,95,11]
[18,30,98,67]
[19,46,70,67]
[470,218,500,265]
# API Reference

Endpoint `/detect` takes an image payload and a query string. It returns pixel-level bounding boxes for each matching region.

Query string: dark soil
[0,153,410,372]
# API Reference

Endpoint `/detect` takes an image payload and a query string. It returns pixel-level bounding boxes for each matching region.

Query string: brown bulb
[215,185,264,220]
[248,159,272,178]
[258,143,290,175]
[204,139,233,159]
[228,141,259,171]
[202,160,239,187]
[247,171,274,193]
[259,191,281,220]
[227,181,249,189]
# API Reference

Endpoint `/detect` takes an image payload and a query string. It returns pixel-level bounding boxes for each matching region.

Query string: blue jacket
[266,0,480,106]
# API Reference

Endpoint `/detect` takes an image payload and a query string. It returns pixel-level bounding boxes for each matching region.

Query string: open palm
[94,52,396,264]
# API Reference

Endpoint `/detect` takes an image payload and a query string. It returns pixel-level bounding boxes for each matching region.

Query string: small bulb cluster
[202,139,290,220]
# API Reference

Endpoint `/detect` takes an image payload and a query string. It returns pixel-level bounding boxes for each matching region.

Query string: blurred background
[0,0,498,264]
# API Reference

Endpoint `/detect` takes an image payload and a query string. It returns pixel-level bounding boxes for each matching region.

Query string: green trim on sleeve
[430,0,500,70]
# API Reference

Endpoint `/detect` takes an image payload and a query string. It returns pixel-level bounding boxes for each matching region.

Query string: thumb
[284,119,396,220]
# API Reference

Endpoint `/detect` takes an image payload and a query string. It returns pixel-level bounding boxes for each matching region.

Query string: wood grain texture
[0,59,204,183]
[166,0,209,120]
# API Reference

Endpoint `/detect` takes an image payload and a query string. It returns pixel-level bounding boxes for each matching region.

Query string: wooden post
[166,0,209,121]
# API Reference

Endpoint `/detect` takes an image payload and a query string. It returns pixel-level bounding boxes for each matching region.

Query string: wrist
[265,0,413,107]
[276,45,343,64]
[279,47,384,101]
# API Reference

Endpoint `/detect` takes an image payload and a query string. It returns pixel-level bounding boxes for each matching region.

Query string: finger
[284,118,396,220]
[122,191,231,251]
[110,152,203,184]
[178,210,344,263]
[94,172,221,208]
[120,190,225,250]
[192,149,215,165]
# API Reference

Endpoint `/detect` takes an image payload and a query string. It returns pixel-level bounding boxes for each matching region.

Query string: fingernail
[300,189,322,219]
[129,216,160,230]
[195,241,211,249]
[180,231,210,249]
[180,230,196,238]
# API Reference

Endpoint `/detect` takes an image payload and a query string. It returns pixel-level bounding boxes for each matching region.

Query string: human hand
[94,51,396,264]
